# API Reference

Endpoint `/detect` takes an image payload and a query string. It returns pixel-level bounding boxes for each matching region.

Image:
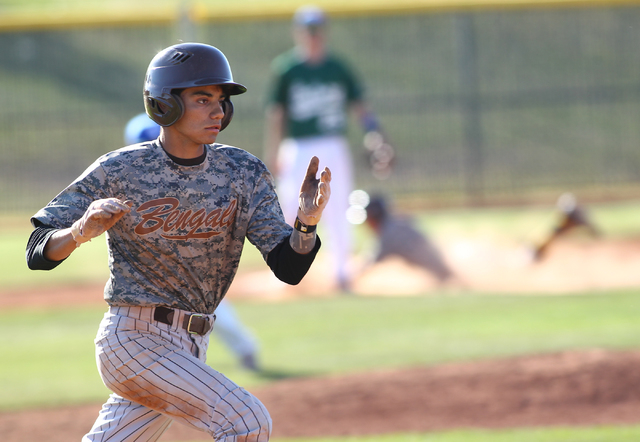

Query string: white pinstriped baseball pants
[82,306,272,441]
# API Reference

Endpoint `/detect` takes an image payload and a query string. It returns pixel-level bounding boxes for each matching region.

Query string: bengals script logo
[134,197,237,240]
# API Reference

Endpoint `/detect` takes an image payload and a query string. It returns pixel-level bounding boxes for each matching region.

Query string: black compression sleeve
[26,226,66,271]
[266,234,322,285]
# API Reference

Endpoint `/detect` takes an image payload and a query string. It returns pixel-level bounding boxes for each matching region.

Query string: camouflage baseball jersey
[32,141,292,314]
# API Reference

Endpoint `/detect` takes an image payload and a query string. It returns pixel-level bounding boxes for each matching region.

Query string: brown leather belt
[153,306,213,336]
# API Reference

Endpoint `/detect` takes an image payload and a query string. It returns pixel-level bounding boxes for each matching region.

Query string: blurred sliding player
[532,192,600,261]
[362,194,456,285]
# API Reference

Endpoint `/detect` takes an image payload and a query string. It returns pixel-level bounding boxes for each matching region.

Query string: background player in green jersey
[264,5,383,292]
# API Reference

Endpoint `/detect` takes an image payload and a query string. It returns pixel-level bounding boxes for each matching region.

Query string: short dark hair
[365,196,388,222]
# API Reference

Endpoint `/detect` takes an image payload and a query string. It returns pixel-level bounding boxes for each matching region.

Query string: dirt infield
[258,349,640,438]
[212,235,640,299]
[3,236,640,440]
[3,349,640,441]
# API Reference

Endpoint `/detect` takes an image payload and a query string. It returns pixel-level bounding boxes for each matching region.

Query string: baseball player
[26,42,331,441]
[125,112,261,372]
[532,192,600,261]
[362,194,456,284]
[264,5,384,292]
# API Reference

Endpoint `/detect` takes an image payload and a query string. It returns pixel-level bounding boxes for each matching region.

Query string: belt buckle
[187,314,204,334]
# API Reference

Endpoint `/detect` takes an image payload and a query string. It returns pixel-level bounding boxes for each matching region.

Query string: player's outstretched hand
[71,198,132,244]
[298,156,331,225]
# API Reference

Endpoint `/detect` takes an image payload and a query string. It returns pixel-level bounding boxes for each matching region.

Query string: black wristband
[294,217,317,233]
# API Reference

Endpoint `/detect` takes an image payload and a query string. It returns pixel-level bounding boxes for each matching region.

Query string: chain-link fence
[2,3,640,213]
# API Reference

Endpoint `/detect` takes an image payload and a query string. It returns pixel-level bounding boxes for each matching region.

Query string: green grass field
[3,291,640,441]
[4,290,640,411]
[3,200,640,441]
[4,0,640,440]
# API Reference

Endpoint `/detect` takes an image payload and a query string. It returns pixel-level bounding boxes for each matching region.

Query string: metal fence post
[455,12,484,204]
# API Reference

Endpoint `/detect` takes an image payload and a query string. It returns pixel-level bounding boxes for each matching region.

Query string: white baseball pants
[276,135,354,287]
[213,299,258,360]
[82,306,271,441]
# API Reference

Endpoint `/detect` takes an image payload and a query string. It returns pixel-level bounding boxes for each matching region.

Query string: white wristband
[70,221,91,246]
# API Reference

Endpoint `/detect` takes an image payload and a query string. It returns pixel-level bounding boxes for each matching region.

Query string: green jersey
[269,49,363,139]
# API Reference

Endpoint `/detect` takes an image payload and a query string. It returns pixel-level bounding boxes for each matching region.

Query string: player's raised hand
[71,198,132,245]
[297,156,331,225]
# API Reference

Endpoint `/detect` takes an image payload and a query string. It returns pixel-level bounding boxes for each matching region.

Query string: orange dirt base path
[2,349,640,441]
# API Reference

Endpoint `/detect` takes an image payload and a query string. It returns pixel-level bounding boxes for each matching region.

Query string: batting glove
[71,198,132,245]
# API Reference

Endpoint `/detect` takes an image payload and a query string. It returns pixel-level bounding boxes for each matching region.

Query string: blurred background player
[124,112,261,371]
[264,5,388,292]
[357,193,456,286]
[532,192,601,261]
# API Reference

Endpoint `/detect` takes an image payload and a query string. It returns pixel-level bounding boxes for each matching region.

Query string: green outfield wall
[2,0,640,211]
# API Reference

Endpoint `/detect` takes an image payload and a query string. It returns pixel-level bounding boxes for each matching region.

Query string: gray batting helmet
[143,42,247,128]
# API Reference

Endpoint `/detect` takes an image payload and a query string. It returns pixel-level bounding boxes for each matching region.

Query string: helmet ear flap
[144,93,184,127]
[146,93,233,129]
[221,98,234,131]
